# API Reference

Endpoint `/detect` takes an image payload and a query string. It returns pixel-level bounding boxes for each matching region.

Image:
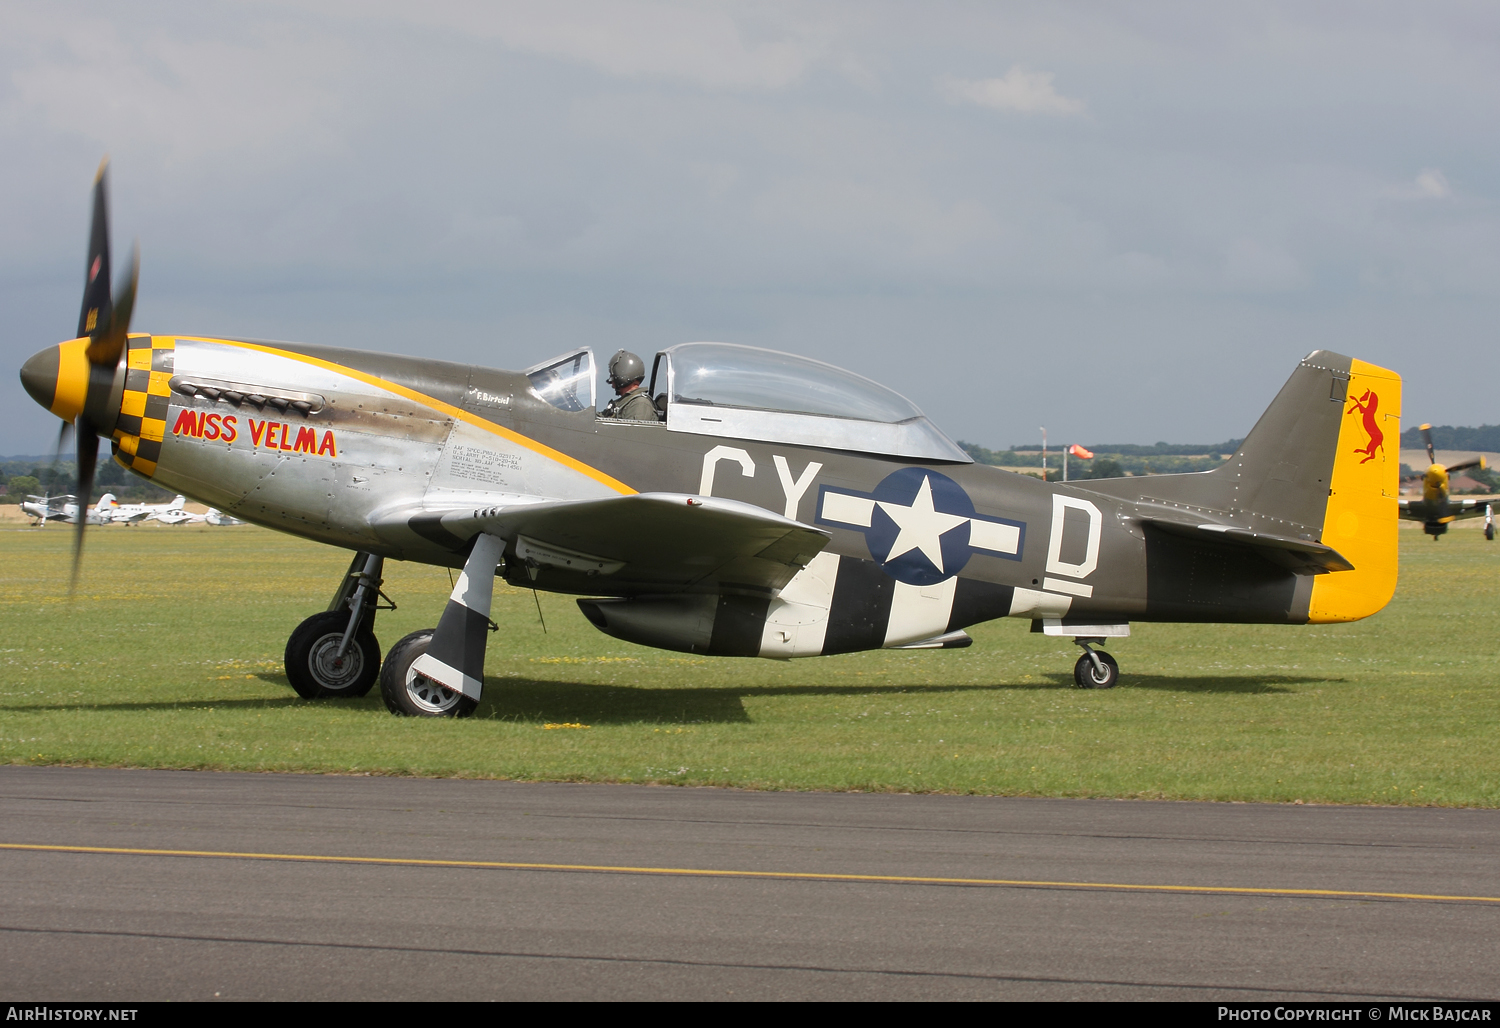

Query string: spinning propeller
[23,160,139,590]
[1419,423,1485,478]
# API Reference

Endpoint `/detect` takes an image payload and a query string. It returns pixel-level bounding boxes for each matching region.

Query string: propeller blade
[71,417,100,595]
[78,159,112,341]
[68,159,139,594]
[85,243,137,369]
[1420,423,1436,466]
[1444,456,1485,475]
[49,420,72,475]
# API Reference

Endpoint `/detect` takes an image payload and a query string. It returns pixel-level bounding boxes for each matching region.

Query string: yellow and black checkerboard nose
[112,336,174,478]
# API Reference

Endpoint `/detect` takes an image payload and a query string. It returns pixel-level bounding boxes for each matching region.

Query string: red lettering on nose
[318,430,337,457]
[248,418,266,447]
[172,409,201,438]
[279,422,293,450]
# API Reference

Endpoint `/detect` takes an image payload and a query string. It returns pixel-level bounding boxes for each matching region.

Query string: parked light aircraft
[20,493,107,526]
[18,163,1403,715]
[1398,424,1493,541]
[149,504,247,526]
[19,494,70,524]
[97,492,186,524]
[145,507,197,525]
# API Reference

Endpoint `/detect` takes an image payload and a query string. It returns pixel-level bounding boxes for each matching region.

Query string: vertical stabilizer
[1080,350,1400,624]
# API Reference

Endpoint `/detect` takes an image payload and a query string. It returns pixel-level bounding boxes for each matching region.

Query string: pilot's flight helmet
[608,349,645,387]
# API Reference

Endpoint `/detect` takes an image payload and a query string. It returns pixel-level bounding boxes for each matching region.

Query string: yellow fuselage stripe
[208,337,635,496]
[4,842,1495,905]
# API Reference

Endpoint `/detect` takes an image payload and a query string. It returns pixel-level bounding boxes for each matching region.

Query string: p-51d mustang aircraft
[20,163,1402,716]
[1398,423,1493,541]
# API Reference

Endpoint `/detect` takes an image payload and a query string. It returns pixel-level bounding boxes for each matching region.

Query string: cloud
[938,66,1084,115]
[1224,238,1305,292]
[3,9,351,169]
[1377,167,1455,202]
[345,0,832,91]
[1414,168,1451,199]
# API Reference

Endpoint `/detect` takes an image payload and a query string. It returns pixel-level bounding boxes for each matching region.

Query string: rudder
[1308,359,1400,622]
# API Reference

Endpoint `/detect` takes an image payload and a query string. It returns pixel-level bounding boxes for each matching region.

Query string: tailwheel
[1073,648,1119,689]
[284,611,380,699]
[379,629,478,718]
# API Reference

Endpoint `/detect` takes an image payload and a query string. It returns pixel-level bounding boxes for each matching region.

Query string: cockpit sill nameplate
[170,376,326,416]
[465,386,512,410]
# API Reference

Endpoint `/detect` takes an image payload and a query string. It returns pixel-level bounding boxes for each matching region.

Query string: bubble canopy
[653,342,970,463]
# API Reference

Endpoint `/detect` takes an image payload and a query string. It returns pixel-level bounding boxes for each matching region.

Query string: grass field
[0,519,1496,805]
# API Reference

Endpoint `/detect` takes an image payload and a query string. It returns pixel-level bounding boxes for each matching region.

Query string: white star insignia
[876,475,969,572]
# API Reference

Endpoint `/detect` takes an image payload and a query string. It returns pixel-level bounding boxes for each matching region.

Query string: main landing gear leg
[284,552,394,699]
[380,533,503,718]
[1072,637,1120,689]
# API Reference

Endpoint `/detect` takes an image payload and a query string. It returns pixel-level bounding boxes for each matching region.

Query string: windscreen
[525,349,594,412]
[667,342,924,423]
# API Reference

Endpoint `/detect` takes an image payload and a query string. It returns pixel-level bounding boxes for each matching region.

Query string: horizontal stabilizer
[1137,516,1353,575]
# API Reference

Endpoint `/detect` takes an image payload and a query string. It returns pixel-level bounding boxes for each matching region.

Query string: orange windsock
[1068,444,1094,459]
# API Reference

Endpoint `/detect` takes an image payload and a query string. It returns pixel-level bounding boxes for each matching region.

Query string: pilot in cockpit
[600,349,662,422]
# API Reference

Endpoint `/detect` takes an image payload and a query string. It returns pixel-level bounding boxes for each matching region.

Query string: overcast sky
[1,1,1496,456]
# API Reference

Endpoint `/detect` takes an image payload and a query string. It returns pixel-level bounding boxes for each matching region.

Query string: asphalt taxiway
[1,766,1496,1001]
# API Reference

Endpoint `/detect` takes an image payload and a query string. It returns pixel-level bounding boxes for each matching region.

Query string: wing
[1398,497,1489,522]
[377,492,830,596]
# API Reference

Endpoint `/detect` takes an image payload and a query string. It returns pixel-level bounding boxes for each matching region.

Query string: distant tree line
[957,440,1243,479]
[964,426,1500,487]
[1007,440,1245,457]
[1,456,178,504]
[1399,424,1500,452]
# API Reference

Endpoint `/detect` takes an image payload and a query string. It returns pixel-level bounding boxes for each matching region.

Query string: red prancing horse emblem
[1347,389,1383,464]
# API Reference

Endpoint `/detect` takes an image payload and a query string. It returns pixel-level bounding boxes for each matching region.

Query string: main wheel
[1486,523,1495,541]
[1073,650,1120,689]
[284,611,381,699]
[379,629,478,718]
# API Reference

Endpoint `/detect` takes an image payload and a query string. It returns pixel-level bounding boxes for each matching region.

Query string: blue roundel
[865,468,975,586]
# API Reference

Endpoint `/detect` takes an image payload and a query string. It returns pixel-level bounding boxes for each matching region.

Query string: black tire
[379,629,478,718]
[1486,523,1495,541]
[1073,650,1120,689]
[284,611,381,699]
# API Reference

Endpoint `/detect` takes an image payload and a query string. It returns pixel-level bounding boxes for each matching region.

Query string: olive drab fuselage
[24,331,1401,665]
[117,336,1395,633]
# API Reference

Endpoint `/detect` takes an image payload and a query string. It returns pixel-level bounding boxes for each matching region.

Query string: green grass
[1,520,1496,805]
